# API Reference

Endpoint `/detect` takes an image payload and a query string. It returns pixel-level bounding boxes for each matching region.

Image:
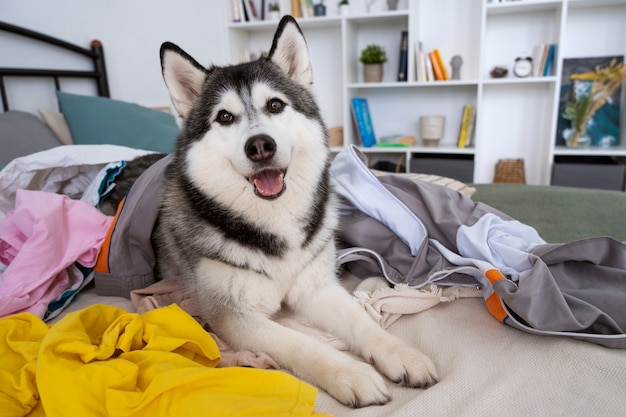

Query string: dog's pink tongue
[250,169,284,197]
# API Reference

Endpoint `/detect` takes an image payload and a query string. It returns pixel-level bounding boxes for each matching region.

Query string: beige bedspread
[61,274,626,417]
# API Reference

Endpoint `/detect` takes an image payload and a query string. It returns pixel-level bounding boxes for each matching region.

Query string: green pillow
[56,92,179,153]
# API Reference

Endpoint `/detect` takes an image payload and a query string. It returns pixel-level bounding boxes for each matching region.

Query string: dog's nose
[245,135,276,162]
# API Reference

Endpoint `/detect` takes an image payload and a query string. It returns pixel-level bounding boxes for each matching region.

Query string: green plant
[359,44,387,64]
[562,59,626,146]
[338,0,349,5]
[269,2,280,11]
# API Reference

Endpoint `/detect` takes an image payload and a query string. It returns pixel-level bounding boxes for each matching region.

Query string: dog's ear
[160,42,207,119]
[268,16,313,89]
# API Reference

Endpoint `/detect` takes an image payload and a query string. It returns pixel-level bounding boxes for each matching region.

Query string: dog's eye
[267,98,285,114]
[216,110,234,125]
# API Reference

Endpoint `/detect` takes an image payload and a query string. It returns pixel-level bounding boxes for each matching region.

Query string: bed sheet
[2,146,626,417]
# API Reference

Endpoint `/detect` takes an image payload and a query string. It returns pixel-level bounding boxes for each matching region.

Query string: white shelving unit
[226,0,626,188]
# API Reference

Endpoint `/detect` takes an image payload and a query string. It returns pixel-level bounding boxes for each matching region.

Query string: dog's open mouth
[248,168,286,199]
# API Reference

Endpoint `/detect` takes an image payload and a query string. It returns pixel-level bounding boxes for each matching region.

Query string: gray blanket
[331,146,626,348]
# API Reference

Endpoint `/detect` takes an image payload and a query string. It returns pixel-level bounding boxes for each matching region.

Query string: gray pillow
[0,111,62,168]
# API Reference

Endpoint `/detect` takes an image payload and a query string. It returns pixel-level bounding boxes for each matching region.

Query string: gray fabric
[334,153,626,348]
[0,111,62,167]
[94,154,172,297]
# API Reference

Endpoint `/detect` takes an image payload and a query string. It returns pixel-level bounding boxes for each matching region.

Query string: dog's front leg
[212,308,393,408]
[287,249,438,390]
[191,259,392,408]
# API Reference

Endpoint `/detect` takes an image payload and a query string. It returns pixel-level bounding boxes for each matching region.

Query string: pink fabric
[0,190,112,318]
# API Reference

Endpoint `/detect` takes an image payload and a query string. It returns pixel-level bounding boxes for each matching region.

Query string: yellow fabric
[0,304,331,417]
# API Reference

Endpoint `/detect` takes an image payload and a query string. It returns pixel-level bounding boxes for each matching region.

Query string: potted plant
[338,0,349,16]
[359,43,387,82]
[269,3,280,21]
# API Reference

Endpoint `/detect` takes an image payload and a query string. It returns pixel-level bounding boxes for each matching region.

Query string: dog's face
[160,17,328,204]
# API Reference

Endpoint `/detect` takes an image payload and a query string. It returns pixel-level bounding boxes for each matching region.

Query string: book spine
[425,54,434,82]
[429,51,444,81]
[232,0,242,22]
[457,105,473,148]
[350,99,364,145]
[300,0,311,17]
[543,44,555,76]
[433,49,449,80]
[415,41,427,82]
[291,0,302,18]
[248,0,259,20]
[532,44,544,77]
[465,106,477,147]
[539,45,550,76]
[397,31,409,82]
[241,0,250,21]
[352,98,376,147]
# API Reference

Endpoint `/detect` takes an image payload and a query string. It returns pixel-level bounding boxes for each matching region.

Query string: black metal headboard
[0,21,110,111]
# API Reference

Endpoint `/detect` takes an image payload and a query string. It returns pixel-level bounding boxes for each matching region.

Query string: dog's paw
[367,338,438,389]
[317,360,392,408]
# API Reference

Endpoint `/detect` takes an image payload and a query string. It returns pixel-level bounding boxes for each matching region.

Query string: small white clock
[513,56,533,78]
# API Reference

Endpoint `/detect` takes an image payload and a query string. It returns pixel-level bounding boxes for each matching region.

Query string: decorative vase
[387,0,399,10]
[420,115,445,147]
[564,128,590,148]
[363,63,383,82]
[269,10,280,21]
[313,3,326,16]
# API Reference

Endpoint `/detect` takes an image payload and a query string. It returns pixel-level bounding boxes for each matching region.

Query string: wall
[0,0,227,113]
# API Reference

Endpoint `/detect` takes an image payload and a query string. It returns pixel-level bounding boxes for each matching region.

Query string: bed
[1,21,626,417]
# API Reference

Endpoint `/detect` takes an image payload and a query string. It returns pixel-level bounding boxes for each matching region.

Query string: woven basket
[493,159,526,184]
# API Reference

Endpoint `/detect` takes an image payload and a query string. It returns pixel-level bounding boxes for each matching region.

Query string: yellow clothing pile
[0,304,330,417]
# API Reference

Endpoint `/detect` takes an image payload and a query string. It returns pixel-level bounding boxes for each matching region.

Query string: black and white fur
[154,16,437,407]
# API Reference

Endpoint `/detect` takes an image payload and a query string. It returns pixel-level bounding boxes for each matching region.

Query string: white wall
[0,0,227,112]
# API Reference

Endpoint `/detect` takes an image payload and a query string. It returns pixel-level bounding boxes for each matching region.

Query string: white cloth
[0,144,153,219]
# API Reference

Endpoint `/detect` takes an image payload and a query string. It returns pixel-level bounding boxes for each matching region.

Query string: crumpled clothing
[131,280,280,369]
[0,303,328,417]
[354,276,481,329]
[0,144,153,220]
[0,190,112,319]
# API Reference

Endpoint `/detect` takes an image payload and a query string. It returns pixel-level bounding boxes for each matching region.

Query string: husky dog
[154,16,437,407]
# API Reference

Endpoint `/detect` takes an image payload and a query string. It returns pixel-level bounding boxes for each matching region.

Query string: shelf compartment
[551,155,626,190]
[347,84,478,149]
[410,154,475,183]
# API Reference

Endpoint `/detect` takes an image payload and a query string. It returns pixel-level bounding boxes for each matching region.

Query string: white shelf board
[486,0,563,15]
[553,145,626,157]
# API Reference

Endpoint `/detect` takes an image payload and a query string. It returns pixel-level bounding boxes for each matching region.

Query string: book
[415,41,428,82]
[542,44,556,76]
[432,49,449,80]
[465,106,477,147]
[300,0,313,17]
[425,54,434,82]
[291,0,302,18]
[457,104,474,148]
[429,51,444,81]
[538,45,550,76]
[532,44,545,77]
[397,31,409,82]
[248,0,260,20]
[555,55,624,147]
[232,0,243,22]
[351,98,377,147]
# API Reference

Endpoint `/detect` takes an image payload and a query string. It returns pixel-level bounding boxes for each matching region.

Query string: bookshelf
[226,0,626,189]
